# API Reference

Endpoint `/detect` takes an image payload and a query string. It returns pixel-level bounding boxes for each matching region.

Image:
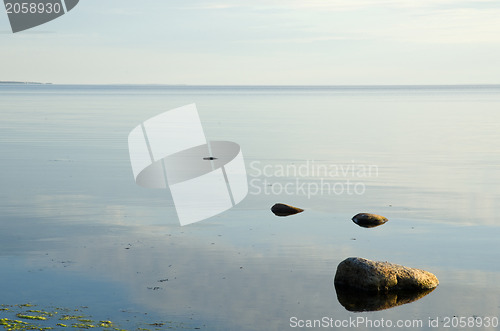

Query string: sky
[1,0,500,85]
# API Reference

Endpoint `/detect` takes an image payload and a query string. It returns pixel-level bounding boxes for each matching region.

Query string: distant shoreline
[0,81,52,85]
[1,82,499,89]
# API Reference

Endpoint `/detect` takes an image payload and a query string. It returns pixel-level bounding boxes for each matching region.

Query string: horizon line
[2,82,500,88]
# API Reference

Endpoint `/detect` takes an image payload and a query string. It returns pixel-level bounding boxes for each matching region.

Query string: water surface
[1,85,500,330]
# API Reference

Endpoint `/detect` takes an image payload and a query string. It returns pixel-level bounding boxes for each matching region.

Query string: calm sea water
[1,85,500,330]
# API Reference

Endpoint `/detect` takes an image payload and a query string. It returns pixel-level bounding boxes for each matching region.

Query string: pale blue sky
[2,0,500,84]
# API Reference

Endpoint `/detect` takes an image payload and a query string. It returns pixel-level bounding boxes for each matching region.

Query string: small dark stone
[203,156,217,160]
[271,203,304,217]
[352,213,388,228]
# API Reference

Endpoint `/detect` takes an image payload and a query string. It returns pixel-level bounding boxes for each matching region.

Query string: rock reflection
[334,284,436,312]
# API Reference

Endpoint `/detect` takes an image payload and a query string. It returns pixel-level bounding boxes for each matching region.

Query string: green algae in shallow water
[98,321,114,328]
[59,315,84,321]
[71,322,96,329]
[1,303,194,330]
[27,310,52,315]
[16,313,48,320]
[1,305,100,330]
[0,318,39,331]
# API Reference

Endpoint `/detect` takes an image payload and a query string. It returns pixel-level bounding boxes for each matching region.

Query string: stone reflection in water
[334,284,436,312]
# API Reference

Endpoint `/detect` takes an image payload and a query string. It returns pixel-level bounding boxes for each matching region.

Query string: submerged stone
[352,213,388,228]
[334,257,439,292]
[271,203,304,217]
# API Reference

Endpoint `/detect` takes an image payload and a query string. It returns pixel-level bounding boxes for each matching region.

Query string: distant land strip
[0,81,51,84]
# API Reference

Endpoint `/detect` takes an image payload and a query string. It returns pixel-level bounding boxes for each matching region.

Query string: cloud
[181,3,239,10]
[373,8,500,44]
[178,0,500,45]
[179,0,498,12]
[285,0,497,11]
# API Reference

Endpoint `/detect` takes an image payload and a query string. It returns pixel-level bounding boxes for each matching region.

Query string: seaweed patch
[0,303,202,330]
[0,304,122,330]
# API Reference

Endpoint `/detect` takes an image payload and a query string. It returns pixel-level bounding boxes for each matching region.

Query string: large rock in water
[271,203,304,217]
[334,257,439,292]
[352,213,388,228]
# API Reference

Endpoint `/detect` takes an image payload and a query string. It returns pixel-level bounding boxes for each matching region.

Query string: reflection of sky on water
[2,203,500,330]
[2,85,500,225]
[1,85,500,329]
